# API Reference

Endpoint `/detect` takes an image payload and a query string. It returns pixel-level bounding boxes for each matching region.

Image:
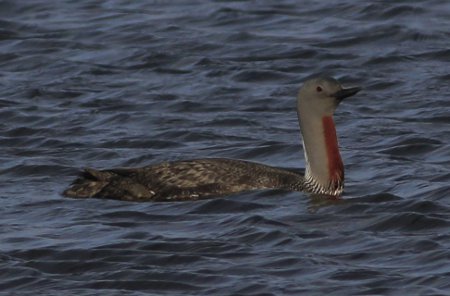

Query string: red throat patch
[322,116,344,187]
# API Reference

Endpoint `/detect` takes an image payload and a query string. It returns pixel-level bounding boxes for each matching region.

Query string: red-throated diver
[63,77,361,201]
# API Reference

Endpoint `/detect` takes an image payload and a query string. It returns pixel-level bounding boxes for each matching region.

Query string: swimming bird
[63,77,361,201]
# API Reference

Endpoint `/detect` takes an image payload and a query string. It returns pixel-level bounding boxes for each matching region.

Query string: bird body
[64,158,305,201]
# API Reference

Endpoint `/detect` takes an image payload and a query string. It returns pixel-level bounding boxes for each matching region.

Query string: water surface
[0,0,449,295]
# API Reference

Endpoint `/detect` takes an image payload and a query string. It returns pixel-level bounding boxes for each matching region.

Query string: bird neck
[298,111,344,196]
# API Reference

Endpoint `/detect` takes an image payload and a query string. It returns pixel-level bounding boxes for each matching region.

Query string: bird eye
[316,86,322,92]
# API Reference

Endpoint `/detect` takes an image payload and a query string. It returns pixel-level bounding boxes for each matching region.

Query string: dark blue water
[1,0,449,295]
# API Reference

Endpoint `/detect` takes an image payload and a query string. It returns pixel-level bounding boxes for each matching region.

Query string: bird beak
[334,87,361,101]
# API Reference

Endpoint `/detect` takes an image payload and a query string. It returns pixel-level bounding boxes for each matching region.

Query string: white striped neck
[301,116,344,196]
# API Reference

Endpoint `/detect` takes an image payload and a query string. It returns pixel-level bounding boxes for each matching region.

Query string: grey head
[297,77,361,116]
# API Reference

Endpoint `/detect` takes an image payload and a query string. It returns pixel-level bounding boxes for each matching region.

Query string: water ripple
[0,0,449,295]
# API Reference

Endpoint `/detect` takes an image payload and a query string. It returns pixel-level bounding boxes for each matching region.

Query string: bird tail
[63,168,115,198]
